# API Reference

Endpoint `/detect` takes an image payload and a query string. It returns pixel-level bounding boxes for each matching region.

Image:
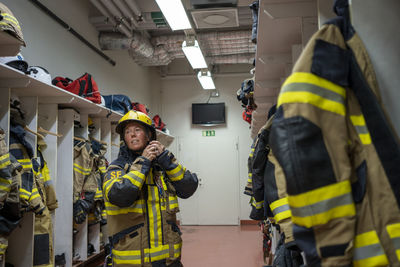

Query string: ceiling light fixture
[182,38,208,69]
[155,0,192,31]
[197,69,215,90]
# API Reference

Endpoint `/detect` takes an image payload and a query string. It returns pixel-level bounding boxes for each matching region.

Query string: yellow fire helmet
[0,3,26,46]
[116,110,156,140]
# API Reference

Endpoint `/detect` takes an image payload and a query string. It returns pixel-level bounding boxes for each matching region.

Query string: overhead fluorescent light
[197,70,215,90]
[155,0,192,31]
[182,39,208,69]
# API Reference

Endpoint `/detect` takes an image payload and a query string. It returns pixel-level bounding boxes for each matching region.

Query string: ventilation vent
[151,12,168,28]
[191,8,239,29]
[190,0,237,9]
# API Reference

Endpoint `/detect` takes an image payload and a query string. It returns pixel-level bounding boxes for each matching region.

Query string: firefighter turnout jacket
[269,1,400,266]
[73,138,97,224]
[9,121,45,215]
[32,140,58,267]
[103,145,198,266]
[0,128,22,256]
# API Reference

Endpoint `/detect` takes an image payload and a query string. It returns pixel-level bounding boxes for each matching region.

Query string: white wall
[160,74,254,220]
[351,0,400,136]
[3,0,160,109]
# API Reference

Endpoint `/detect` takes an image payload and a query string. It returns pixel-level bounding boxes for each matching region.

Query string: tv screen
[192,103,226,125]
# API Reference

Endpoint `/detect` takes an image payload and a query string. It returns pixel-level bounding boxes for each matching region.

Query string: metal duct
[99,32,154,58]
[99,29,254,66]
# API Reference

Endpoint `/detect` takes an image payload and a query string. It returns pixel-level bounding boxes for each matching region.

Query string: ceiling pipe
[90,0,132,37]
[124,0,143,20]
[100,0,132,31]
[112,0,139,29]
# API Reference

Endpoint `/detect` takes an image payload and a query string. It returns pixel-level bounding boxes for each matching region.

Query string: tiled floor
[180,225,266,267]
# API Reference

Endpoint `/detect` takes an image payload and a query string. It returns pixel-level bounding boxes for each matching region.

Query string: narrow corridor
[181,225,266,267]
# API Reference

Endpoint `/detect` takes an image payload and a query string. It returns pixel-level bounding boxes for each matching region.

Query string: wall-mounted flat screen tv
[192,103,226,125]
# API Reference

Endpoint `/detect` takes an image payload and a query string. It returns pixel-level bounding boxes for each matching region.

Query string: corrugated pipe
[99,32,154,58]
[28,0,116,66]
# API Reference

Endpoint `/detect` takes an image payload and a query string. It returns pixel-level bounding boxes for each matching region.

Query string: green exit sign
[202,130,215,137]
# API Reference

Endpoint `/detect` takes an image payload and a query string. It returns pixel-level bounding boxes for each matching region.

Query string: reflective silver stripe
[392,237,400,249]
[353,243,386,261]
[0,154,10,165]
[113,253,141,260]
[169,198,178,205]
[272,204,290,216]
[151,186,159,246]
[150,248,169,257]
[168,168,184,179]
[291,192,353,217]
[106,203,143,211]
[354,125,369,134]
[282,83,345,105]
[126,171,145,184]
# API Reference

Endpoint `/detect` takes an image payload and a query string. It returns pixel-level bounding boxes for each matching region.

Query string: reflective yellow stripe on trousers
[289,180,355,228]
[353,230,389,267]
[387,223,400,261]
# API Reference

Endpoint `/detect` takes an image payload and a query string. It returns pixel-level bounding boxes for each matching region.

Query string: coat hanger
[90,136,108,146]
[38,126,63,137]
[24,125,45,140]
[73,136,86,142]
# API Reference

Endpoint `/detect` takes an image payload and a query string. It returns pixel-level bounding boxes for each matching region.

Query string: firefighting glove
[73,199,91,224]
[273,234,304,267]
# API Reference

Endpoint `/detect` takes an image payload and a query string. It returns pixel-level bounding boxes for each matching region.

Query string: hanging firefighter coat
[9,121,45,215]
[32,139,58,267]
[73,138,97,224]
[103,145,198,266]
[88,139,108,226]
[0,128,22,256]
[269,1,400,266]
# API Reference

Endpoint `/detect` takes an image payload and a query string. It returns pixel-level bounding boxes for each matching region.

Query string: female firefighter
[103,110,198,266]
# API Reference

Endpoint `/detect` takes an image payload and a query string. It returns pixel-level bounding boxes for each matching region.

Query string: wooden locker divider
[38,103,58,264]
[0,88,8,267]
[0,88,9,146]
[55,109,75,267]
[100,119,111,248]
[111,123,119,161]
[7,95,38,266]
[73,113,89,262]
[88,117,101,256]
[101,119,111,163]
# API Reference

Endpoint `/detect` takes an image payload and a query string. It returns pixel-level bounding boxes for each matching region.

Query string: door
[177,135,240,225]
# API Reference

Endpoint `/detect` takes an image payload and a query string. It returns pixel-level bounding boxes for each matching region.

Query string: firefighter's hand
[142,144,158,161]
[149,141,165,156]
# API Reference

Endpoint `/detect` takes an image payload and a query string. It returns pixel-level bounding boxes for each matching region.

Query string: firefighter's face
[124,122,149,151]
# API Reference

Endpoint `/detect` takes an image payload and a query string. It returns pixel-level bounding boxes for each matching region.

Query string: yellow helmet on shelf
[116,110,156,140]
